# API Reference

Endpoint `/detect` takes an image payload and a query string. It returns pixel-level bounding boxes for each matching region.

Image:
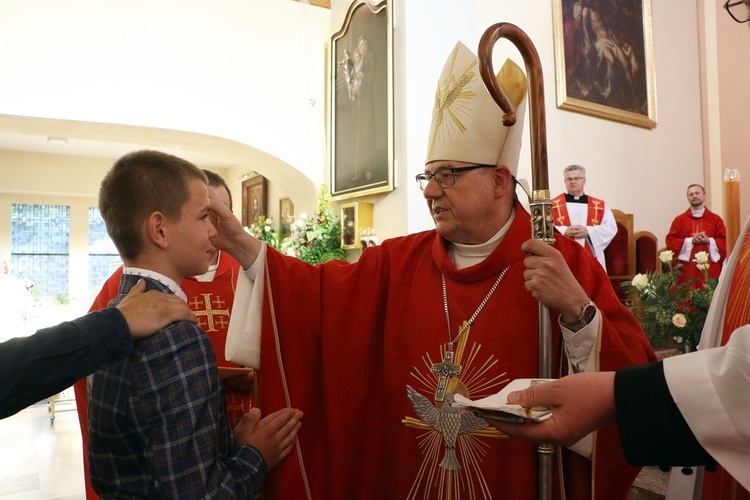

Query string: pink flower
[672,313,687,328]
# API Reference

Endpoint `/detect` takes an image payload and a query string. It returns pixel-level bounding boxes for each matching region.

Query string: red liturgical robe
[74,252,246,500]
[241,207,655,500]
[665,208,726,288]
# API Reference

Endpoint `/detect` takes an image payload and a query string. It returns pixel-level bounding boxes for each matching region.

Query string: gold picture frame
[241,174,266,228]
[329,0,393,199]
[340,202,373,250]
[279,197,294,240]
[552,0,657,128]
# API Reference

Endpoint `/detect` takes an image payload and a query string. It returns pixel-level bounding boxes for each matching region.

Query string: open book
[452,378,554,423]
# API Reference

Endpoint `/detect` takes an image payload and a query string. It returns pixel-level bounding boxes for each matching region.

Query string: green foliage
[245,216,281,250]
[283,186,346,265]
[622,251,716,353]
[245,185,347,265]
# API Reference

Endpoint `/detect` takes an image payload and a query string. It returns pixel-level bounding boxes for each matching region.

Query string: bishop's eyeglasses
[415,165,493,191]
[724,0,750,23]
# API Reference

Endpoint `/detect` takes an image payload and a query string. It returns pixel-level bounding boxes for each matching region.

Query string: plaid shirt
[88,275,265,498]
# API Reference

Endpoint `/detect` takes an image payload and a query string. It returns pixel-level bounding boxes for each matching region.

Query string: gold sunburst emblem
[402,323,509,499]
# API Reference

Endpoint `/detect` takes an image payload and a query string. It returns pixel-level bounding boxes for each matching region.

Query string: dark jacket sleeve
[615,361,717,467]
[0,307,132,419]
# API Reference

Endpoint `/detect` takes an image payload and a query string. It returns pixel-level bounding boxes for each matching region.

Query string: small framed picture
[241,175,266,227]
[340,202,373,250]
[279,197,294,240]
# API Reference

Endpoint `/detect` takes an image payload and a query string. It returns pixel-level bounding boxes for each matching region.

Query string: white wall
[0,0,747,261]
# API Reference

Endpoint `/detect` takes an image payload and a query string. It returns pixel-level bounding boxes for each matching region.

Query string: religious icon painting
[279,197,294,240]
[241,174,267,228]
[552,0,657,128]
[330,0,394,199]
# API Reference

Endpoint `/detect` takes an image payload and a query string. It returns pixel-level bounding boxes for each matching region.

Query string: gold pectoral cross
[431,342,462,403]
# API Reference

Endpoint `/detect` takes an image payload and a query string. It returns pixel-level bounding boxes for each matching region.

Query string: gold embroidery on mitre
[425,41,528,172]
[428,47,478,159]
[403,323,509,499]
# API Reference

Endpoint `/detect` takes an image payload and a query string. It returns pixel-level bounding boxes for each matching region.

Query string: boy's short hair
[203,169,233,210]
[99,150,208,260]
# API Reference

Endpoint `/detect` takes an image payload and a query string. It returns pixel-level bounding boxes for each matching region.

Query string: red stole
[551,194,606,227]
[703,230,750,499]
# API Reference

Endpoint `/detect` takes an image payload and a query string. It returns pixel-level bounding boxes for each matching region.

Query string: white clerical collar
[691,206,705,217]
[450,208,516,270]
[194,251,221,282]
[122,267,187,302]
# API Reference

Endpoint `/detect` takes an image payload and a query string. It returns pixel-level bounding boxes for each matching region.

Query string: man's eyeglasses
[564,176,585,183]
[415,165,493,191]
[725,0,750,23]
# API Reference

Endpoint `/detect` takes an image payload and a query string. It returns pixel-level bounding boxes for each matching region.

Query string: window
[11,204,70,301]
[88,207,121,298]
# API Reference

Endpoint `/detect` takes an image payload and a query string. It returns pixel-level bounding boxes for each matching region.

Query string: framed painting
[279,197,294,240]
[552,0,656,128]
[241,174,266,228]
[329,0,393,199]
[340,201,373,250]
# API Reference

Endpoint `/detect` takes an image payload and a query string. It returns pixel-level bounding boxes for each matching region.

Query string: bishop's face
[422,160,510,245]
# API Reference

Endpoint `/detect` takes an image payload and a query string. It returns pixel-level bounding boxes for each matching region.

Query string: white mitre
[425,41,527,176]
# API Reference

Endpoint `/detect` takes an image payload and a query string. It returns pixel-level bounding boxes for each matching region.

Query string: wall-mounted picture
[552,0,656,128]
[279,197,294,240]
[241,174,266,228]
[330,0,393,199]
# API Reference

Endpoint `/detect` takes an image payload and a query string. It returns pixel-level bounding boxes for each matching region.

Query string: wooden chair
[604,209,636,301]
[634,230,659,274]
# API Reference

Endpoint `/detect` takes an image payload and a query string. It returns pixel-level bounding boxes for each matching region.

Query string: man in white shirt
[551,165,617,269]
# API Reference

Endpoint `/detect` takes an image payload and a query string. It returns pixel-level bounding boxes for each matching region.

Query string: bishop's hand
[208,189,262,269]
[521,239,590,323]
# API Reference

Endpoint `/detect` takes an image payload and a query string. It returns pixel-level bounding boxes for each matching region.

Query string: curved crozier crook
[477,23,549,194]
[478,23,556,500]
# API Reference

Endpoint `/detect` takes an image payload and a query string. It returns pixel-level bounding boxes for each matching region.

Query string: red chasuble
[665,208,727,289]
[73,252,245,500]
[253,205,655,500]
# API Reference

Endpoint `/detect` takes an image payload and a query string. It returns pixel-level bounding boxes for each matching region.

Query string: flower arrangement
[244,186,346,266]
[286,186,346,265]
[245,215,281,250]
[622,250,717,353]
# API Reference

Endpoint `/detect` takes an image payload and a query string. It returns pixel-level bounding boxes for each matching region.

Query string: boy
[88,150,302,498]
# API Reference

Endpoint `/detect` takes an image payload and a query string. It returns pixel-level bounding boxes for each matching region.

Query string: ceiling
[0,115,239,169]
[0,131,236,168]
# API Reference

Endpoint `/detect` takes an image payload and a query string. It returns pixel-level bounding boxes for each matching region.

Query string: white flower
[659,250,674,264]
[693,251,710,272]
[672,313,687,328]
[632,273,649,291]
[264,225,271,232]
[299,212,308,220]
[295,219,306,229]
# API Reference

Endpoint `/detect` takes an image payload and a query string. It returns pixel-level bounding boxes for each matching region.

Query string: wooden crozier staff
[477,23,555,500]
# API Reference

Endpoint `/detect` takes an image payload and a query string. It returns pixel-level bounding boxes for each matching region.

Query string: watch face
[583,303,596,322]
